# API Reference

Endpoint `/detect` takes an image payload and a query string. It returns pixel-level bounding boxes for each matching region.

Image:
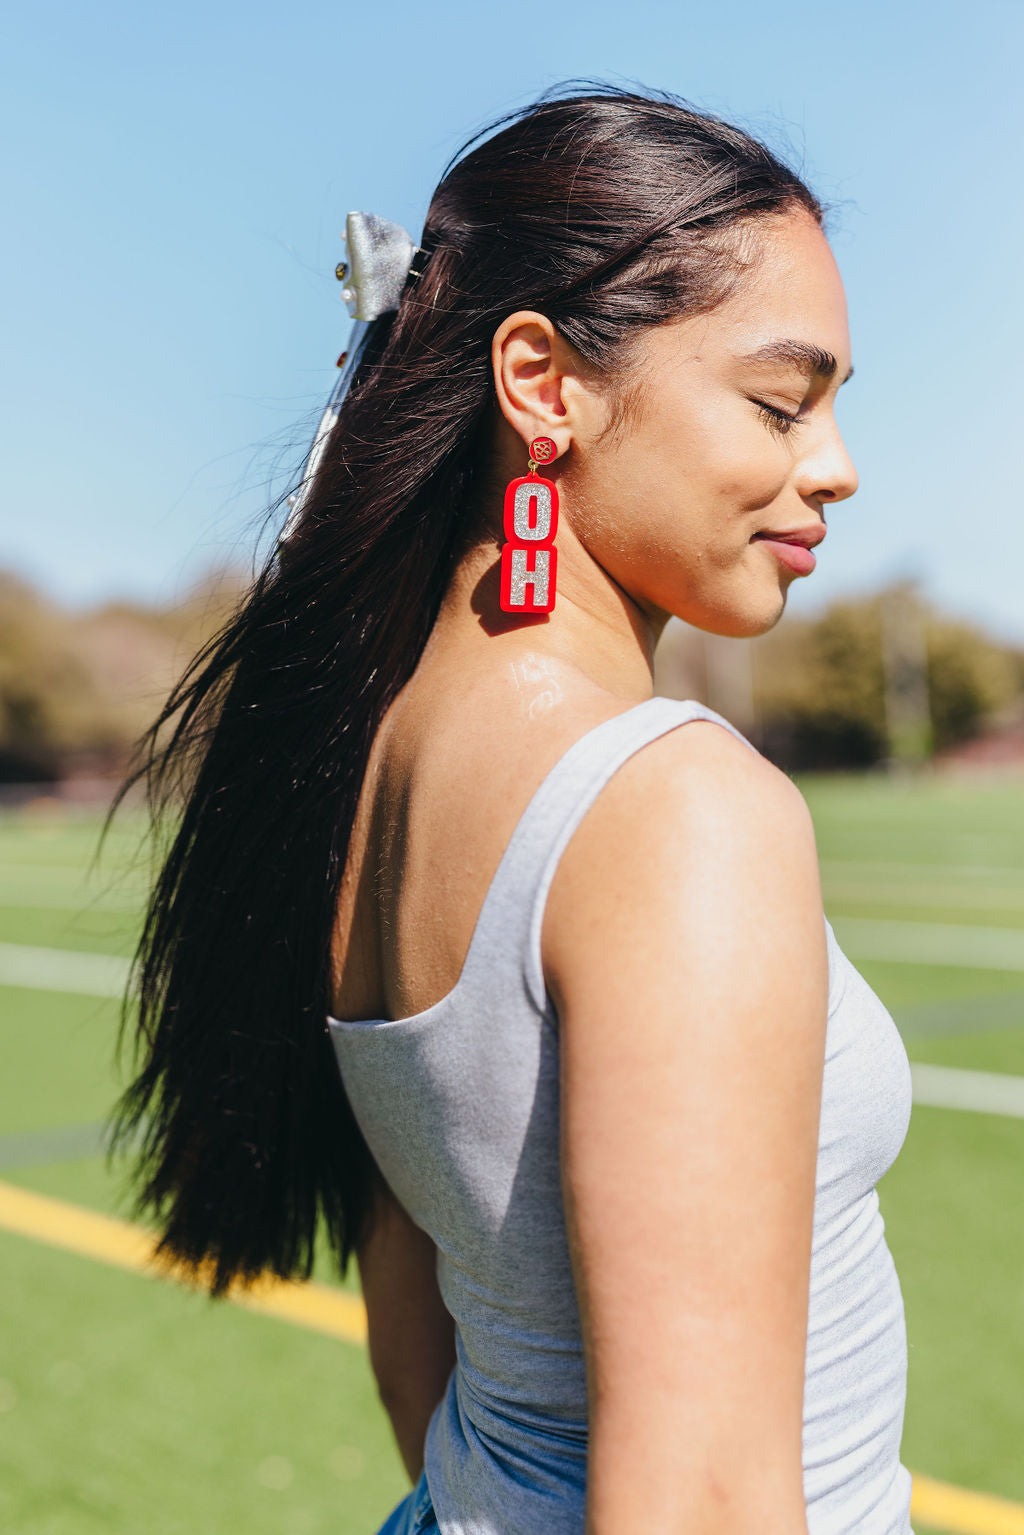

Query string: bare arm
[544,721,827,1535]
[356,1176,456,1482]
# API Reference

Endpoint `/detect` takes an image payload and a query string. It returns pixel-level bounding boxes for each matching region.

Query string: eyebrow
[738,339,854,385]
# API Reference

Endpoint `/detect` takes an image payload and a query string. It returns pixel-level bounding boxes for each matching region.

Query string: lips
[751,526,827,550]
[750,523,826,576]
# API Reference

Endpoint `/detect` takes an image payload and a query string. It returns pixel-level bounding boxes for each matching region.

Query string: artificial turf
[1,768,1022,1532]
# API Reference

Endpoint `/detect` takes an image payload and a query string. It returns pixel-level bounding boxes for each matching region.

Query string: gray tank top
[328,697,914,1535]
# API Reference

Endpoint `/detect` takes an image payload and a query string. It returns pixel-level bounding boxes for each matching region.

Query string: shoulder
[542,713,823,1011]
[546,711,816,918]
[597,710,803,821]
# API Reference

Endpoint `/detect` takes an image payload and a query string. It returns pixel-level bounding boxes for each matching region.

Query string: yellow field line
[911,1473,1024,1534]
[0,1178,366,1344]
[2,1178,1024,1534]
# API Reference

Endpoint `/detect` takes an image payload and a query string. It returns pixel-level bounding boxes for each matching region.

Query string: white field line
[2,948,1023,1128]
[820,859,1024,882]
[825,884,1024,913]
[0,942,130,998]
[3,915,1024,1003]
[833,917,1024,972]
[0,860,142,879]
[0,863,146,913]
[911,1063,1024,1119]
[0,860,118,873]
[0,890,142,913]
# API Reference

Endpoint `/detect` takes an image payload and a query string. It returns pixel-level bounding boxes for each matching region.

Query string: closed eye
[754,400,803,437]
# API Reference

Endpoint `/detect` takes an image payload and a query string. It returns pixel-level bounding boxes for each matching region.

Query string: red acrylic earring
[498,437,559,614]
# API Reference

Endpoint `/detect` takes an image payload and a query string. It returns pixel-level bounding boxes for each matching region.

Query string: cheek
[601,407,714,541]
[570,390,788,588]
[696,395,790,507]
[646,390,786,508]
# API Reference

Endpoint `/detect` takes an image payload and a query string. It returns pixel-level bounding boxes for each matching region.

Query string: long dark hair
[103,84,825,1296]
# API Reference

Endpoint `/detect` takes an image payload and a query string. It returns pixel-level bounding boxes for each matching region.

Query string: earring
[498,437,559,614]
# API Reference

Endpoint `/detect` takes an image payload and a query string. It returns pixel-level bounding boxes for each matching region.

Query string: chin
[676,588,788,640]
[740,600,788,638]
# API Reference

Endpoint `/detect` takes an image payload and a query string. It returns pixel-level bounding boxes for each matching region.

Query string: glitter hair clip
[278,211,420,549]
[336,211,419,322]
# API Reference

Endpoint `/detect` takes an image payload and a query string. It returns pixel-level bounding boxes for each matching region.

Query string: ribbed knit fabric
[329,697,914,1535]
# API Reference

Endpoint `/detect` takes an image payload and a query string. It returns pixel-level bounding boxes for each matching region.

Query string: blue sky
[4,0,1022,642]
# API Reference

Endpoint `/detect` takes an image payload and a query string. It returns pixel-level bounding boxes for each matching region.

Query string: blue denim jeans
[373,1469,437,1535]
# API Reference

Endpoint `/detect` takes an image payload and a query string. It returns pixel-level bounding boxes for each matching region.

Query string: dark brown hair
[104,84,825,1295]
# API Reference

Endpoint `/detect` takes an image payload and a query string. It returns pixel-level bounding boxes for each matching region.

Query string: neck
[424,515,667,704]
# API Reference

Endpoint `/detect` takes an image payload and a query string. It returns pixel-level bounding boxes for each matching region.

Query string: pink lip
[753,537,817,575]
[752,528,822,577]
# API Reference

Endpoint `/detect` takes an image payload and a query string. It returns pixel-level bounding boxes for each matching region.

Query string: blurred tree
[1,567,1020,782]
[924,611,1021,751]
[656,583,1023,772]
[0,573,107,780]
[0,566,247,782]
[753,596,887,770]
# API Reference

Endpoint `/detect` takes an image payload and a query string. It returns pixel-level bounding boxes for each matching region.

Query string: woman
[108,87,915,1534]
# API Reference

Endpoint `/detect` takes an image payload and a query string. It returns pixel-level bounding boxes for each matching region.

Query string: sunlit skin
[336,207,855,1525]
[337,203,858,1022]
[550,212,857,641]
[466,204,857,657]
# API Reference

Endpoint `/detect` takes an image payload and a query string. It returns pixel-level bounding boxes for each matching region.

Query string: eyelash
[754,400,804,437]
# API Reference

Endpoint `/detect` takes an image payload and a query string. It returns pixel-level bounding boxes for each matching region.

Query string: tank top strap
[458,696,760,1017]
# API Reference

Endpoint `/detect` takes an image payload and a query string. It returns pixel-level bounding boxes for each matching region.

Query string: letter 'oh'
[498,438,559,614]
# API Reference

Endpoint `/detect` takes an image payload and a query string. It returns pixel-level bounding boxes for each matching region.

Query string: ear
[491,311,579,460]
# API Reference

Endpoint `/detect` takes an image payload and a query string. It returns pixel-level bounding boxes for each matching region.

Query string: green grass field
[1,769,1023,1534]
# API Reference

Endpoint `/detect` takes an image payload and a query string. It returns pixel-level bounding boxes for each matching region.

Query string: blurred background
[2,1,1022,1533]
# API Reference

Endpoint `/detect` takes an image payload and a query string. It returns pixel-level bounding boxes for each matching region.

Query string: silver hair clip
[278,211,419,549]
[337,211,418,321]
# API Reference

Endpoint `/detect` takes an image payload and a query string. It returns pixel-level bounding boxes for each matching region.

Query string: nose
[795,417,859,506]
